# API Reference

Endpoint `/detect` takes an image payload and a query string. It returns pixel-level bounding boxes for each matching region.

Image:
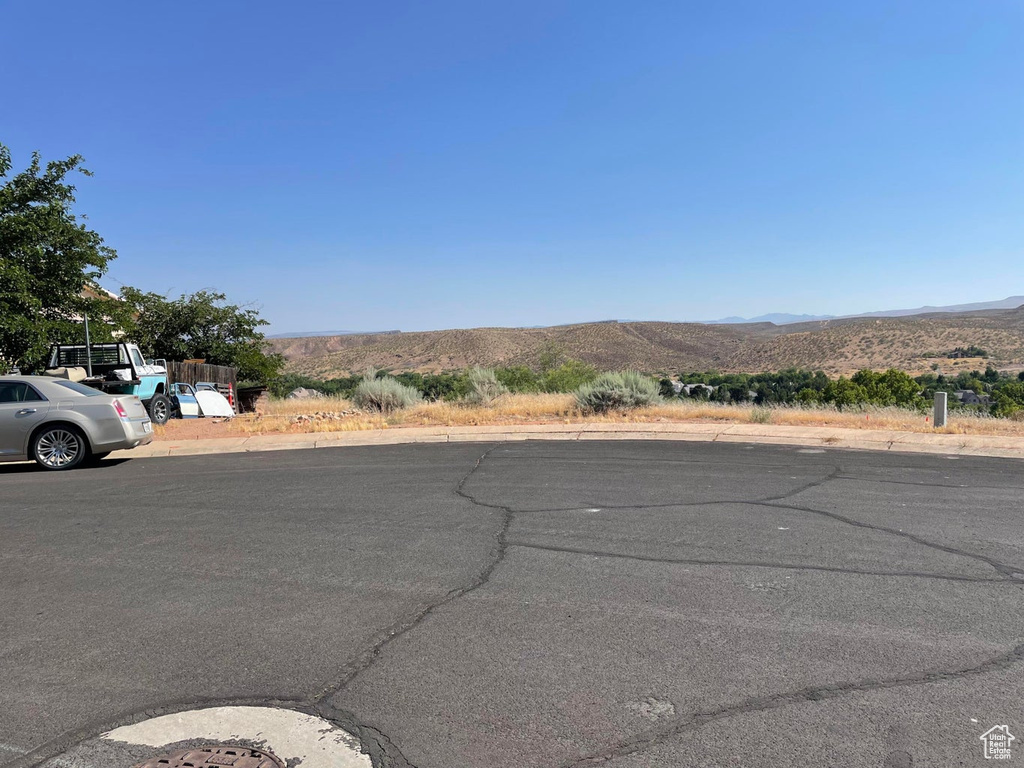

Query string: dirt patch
[154,419,251,441]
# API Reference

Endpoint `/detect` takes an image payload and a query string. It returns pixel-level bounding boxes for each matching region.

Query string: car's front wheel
[32,425,87,471]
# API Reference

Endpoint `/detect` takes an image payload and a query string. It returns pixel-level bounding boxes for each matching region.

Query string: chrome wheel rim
[152,399,168,422]
[36,430,81,468]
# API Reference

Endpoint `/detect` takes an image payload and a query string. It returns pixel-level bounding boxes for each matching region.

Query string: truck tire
[31,425,87,471]
[147,393,172,425]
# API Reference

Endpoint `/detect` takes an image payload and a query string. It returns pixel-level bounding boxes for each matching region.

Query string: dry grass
[258,395,356,415]
[220,393,1024,438]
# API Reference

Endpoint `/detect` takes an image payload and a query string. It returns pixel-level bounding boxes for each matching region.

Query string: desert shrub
[465,367,508,405]
[352,374,423,413]
[574,371,661,413]
[749,407,773,424]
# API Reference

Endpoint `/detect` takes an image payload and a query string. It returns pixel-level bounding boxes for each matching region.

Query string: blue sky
[4,1,1022,332]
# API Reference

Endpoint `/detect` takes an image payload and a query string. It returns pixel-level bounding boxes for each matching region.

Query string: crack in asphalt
[506,541,1013,583]
[462,462,1024,582]
[561,641,1024,767]
[481,465,841,515]
[488,452,1024,485]
[762,464,842,501]
[833,474,1024,492]
[309,443,510,707]
[760,499,1024,581]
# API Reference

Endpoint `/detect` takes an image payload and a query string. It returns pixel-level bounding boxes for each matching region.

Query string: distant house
[954,390,991,406]
[80,284,119,302]
[75,283,126,334]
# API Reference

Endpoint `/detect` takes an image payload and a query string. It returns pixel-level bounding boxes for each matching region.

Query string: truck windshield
[51,380,105,397]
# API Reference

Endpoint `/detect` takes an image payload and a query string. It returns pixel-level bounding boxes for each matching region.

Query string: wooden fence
[166,362,237,389]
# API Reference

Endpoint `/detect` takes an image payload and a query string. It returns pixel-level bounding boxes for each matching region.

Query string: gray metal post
[83,314,93,378]
[933,391,947,428]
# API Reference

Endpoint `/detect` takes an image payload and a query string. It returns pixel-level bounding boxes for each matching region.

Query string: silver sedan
[0,375,154,470]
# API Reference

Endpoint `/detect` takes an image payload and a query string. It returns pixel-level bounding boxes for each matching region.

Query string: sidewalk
[113,422,1024,460]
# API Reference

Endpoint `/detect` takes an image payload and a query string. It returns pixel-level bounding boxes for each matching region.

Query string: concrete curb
[110,422,1024,461]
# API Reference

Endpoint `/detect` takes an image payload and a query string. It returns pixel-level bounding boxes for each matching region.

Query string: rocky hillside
[270,307,1024,377]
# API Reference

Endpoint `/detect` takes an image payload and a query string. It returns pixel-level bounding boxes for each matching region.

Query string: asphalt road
[2,440,1024,767]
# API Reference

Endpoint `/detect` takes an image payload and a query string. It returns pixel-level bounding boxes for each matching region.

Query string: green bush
[542,359,598,393]
[352,375,423,413]
[574,371,661,413]
[420,372,469,401]
[465,366,508,405]
[495,366,541,393]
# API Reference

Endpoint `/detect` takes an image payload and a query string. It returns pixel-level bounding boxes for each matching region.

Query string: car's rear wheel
[147,393,171,425]
[32,425,87,471]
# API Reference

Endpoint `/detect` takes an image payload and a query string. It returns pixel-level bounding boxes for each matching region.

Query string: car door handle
[16,408,37,415]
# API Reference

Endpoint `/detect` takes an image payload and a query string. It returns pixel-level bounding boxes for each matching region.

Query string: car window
[50,380,104,397]
[130,348,144,368]
[0,382,45,403]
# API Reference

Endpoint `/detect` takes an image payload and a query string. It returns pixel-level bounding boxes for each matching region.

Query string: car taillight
[228,384,235,408]
[112,399,130,418]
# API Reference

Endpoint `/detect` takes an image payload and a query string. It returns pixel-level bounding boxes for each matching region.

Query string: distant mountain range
[700,296,1024,325]
[269,296,1024,337]
[269,329,401,339]
[703,313,835,325]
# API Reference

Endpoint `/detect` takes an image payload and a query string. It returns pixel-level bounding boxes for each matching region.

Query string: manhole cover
[133,745,285,768]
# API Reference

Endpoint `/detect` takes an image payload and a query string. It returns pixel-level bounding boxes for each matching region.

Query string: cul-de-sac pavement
[2,440,1024,767]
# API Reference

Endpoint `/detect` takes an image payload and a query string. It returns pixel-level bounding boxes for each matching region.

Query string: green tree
[821,377,869,408]
[119,288,284,383]
[993,382,1024,417]
[795,387,820,405]
[852,369,921,406]
[0,144,119,371]
[710,385,732,403]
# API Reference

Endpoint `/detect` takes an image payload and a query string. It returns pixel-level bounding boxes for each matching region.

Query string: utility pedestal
[933,391,948,428]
